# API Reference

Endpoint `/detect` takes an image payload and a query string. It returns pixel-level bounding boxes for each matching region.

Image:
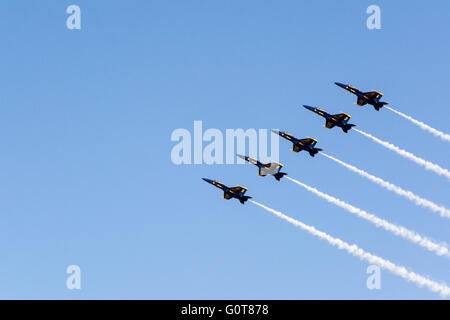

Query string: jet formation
[203,81,387,204]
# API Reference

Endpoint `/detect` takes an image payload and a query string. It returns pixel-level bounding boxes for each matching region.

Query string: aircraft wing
[292,144,302,152]
[229,186,247,195]
[325,120,335,129]
[299,138,317,147]
[258,168,267,176]
[332,113,350,122]
[223,192,233,200]
[364,91,383,100]
[357,97,367,106]
[271,163,282,173]
[260,163,282,176]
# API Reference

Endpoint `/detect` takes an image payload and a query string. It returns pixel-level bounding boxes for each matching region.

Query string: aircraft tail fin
[273,172,287,181]
[342,124,356,133]
[309,148,323,157]
[374,102,388,111]
[239,196,252,204]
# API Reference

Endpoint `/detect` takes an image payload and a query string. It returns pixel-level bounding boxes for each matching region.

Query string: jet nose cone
[335,82,345,88]
[202,178,212,183]
[303,105,314,111]
[271,129,279,135]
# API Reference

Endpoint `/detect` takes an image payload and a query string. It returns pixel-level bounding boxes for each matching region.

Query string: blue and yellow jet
[202,178,252,204]
[335,82,388,111]
[237,155,287,181]
[303,105,356,133]
[272,130,322,157]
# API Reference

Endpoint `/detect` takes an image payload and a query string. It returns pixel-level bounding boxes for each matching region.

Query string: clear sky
[0,1,449,299]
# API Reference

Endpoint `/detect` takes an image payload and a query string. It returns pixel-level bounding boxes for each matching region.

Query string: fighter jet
[237,155,287,181]
[303,105,356,133]
[335,82,388,111]
[272,130,322,157]
[202,178,252,204]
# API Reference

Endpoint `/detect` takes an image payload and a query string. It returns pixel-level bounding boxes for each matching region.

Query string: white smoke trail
[250,200,450,297]
[386,106,450,143]
[285,176,450,258]
[321,153,450,219]
[354,128,450,180]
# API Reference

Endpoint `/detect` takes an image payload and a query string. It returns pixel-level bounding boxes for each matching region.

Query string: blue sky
[0,1,449,299]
